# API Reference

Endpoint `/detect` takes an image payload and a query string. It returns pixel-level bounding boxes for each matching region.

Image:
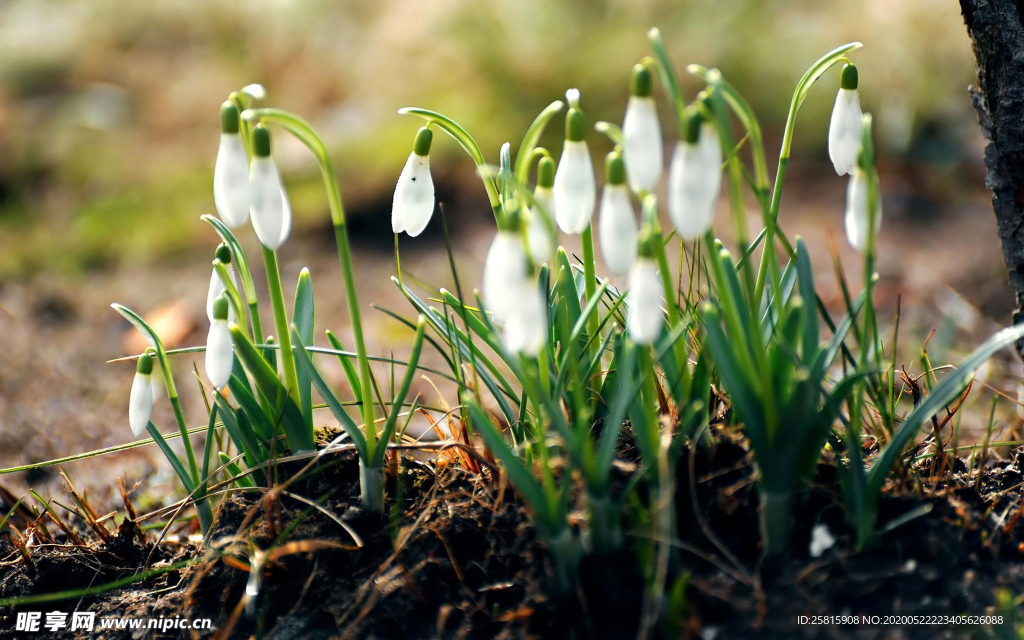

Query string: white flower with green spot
[392,127,435,237]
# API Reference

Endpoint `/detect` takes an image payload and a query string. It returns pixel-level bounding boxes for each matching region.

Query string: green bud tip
[538,156,555,188]
[605,152,626,185]
[214,243,232,264]
[637,228,657,258]
[566,108,586,142]
[840,64,858,91]
[220,102,240,134]
[413,126,433,157]
[212,294,229,321]
[683,107,703,145]
[136,353,153,375]
[252,125,271,157]
[631,64,652,98]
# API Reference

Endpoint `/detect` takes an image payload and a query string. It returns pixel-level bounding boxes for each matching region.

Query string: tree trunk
[961,0,1024,352]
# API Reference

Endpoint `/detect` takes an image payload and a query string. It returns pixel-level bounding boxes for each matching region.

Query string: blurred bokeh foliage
[0,0,976,277]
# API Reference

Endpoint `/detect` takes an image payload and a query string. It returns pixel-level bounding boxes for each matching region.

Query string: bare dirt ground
[0,165,1019,506]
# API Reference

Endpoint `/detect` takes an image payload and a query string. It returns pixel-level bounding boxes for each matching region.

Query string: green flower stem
[760,490,794,556]
[647,28,687,128]
[163,371,200,487]
[261,246,301,407]
[580,225,601,387]
[753,42,862,307]
[243,108,377,460]
[213,261,247,334]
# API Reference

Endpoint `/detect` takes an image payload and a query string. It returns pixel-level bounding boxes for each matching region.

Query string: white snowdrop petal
[392,153,435,237]
[809,524,836,558]
[249,157,290,250]
[598,185,638,276]
[622,96,663,193]
[668,142,718,241]
[129,372,154,437]
[844,169,882,253]
[627,260,663,344]
[554,140,596,235]
[482,231,528,321]
[241,83,267,101]
[526,209,554,262]
[214,134,250,228]
[206,320,234,389]
[828,90,863,176]
[504,280,547,356]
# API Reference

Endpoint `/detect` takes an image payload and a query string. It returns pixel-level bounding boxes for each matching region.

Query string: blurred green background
[0,0,979,277]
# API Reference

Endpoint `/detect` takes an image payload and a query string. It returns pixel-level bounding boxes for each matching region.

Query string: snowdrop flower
[598,151,638,276]
[554,89,596,234]
[668,107,722,240]
[627,237,663,344]
[248,126,292,250]
[844,163,882,253]
[206,294,234,390]
[503,277,547,357]
[392,127,435,237]
[622,64,663,193]
[206,243,238,325]
[828,64,863,176]
[482,229,528,322]
[527,156,556,261]
[129,352,155,437]
[213,102,250,228]
[240,83,266,101]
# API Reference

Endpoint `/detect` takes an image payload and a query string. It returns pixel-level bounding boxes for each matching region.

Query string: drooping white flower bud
[240,83,267,101]
[627,246,663,344]
[392,127,435,237]
[206,294,234,390]
[527,156,557,261]
[129,352,155,437]
[206,243,238,325]
[828,64,863,176]
[668,107,721,241]
[214,102,250,229]
[554,90,596,234]
[482,230,528,322]
[248,126,292,250]
[622,64,663,193]
[503,277,547,357]
[598,152,638,276]
[844,167,882,253]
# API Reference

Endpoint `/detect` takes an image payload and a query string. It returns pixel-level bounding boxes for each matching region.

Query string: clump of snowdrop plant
[98,32,1024,615]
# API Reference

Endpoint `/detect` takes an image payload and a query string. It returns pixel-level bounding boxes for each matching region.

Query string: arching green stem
[242,108,377,458]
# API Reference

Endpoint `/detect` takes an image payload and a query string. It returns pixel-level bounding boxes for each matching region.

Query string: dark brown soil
[2,426,1024,639]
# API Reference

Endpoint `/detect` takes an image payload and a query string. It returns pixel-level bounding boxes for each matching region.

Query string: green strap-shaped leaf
[293,268,315,435]
[370,317,427,467]
[290,329,368,459]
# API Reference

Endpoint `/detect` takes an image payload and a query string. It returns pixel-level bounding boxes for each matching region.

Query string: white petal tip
[241,83,266,100]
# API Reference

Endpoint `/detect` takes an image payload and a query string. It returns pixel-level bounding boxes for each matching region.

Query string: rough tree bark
[962,1,1024,352]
